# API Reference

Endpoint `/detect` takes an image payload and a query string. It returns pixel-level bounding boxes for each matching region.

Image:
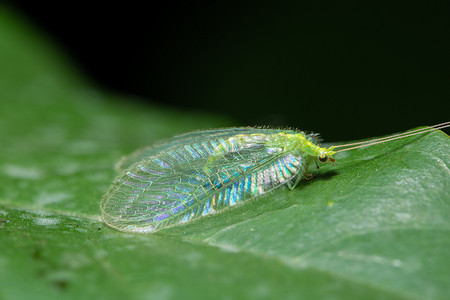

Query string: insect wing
[116,128,255,170]
[102,131,306,232]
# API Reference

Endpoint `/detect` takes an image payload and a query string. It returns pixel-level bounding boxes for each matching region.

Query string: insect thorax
[260,132,320,157]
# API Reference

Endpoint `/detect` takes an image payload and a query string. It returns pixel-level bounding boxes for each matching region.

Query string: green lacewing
[101,121,449,233]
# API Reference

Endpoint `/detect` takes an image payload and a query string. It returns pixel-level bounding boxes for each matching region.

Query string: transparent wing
[101,132,306,232]
[116,128,252,170]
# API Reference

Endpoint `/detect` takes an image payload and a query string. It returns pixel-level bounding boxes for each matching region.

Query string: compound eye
[318,153,328,163]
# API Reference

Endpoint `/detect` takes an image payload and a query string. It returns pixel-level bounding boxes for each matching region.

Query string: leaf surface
[0,6,449,300]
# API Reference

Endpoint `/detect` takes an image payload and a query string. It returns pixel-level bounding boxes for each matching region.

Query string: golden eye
[318,153,328,163]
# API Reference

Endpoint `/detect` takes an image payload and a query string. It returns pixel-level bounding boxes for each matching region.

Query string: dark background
[6,1,450,141]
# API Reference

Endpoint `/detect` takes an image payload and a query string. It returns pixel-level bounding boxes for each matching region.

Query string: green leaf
[0,5,449,300]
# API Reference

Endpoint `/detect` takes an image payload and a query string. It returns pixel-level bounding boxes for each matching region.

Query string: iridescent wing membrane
[101,128,309,232]
[116,128,258,170]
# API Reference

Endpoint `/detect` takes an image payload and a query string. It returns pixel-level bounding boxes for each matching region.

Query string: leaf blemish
[34,217,61,226]
[34,192,71,206]
[2,164,44,180]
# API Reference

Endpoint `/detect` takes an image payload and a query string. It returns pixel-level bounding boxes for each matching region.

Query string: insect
[101,122,449,233]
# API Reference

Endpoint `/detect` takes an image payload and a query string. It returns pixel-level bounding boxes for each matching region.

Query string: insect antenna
[334,121,450,153]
